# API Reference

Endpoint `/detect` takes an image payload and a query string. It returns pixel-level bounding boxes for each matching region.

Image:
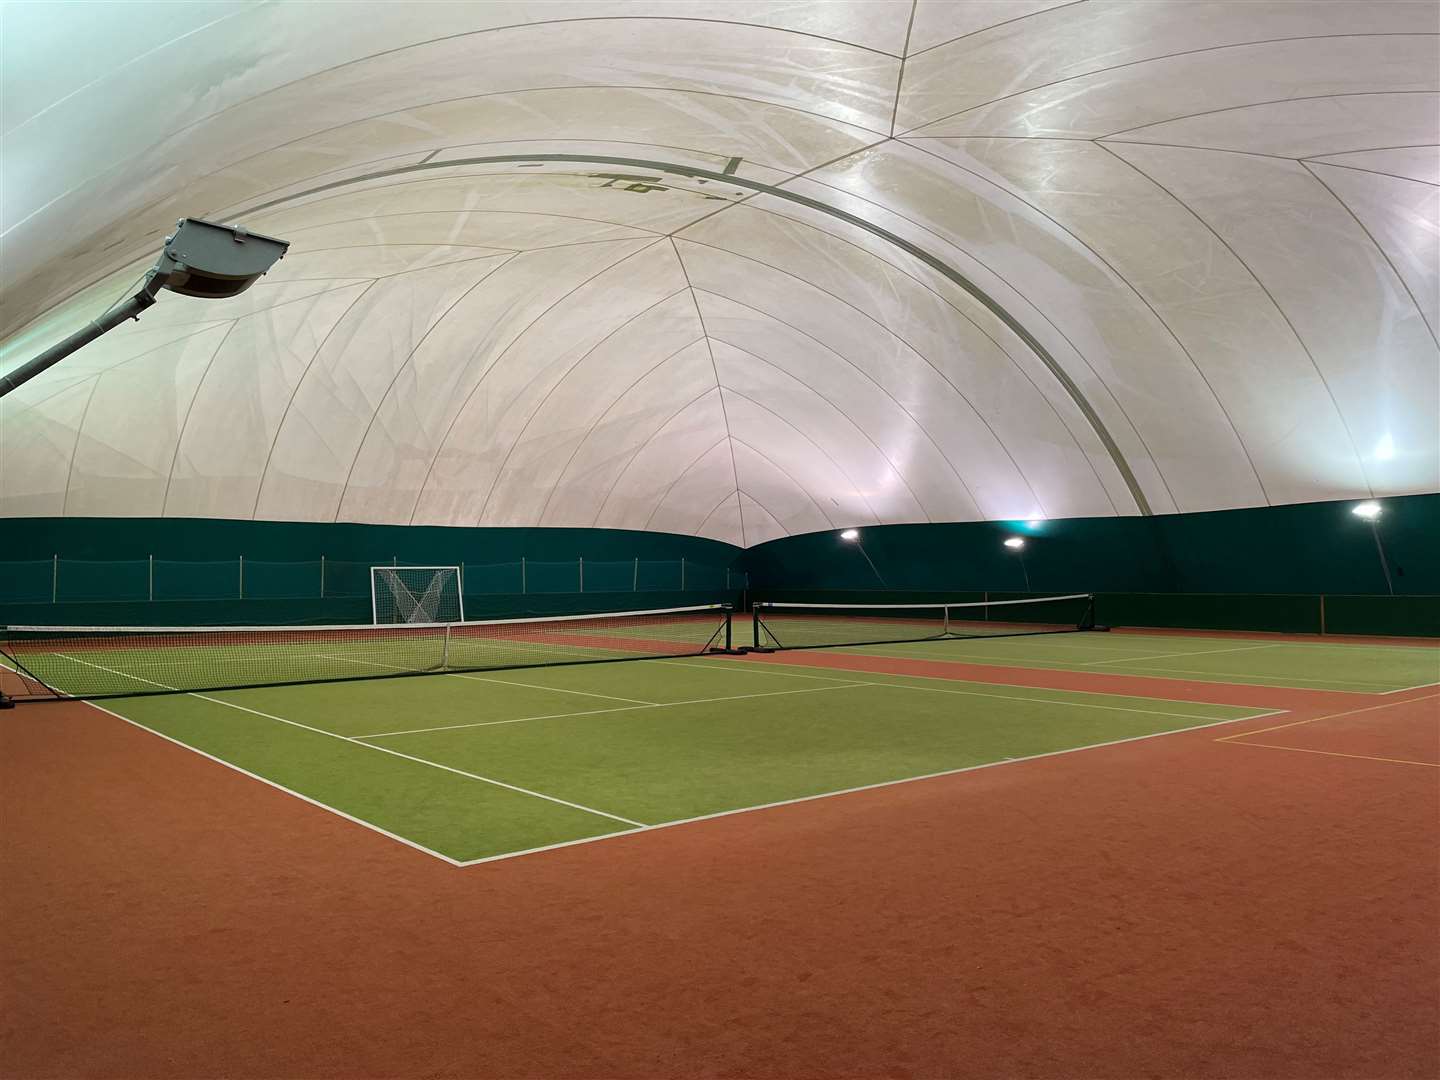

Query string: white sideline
[1083,643,1285,666]
[86,700,473,867]
[355,668,1250,740]
[51,652,644,828]
[798,648,1402,694]
[354,681,872,739]
[0,657,469,866]
[1069,663,1406,692]
[3,656,1286,870]
[658,659,1266,716]
[1380,681,1440,695]
[452,707,1290,867]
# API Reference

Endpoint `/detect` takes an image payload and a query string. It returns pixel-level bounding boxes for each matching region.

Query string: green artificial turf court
[93,654,1268,865]
[745,615,1440,694]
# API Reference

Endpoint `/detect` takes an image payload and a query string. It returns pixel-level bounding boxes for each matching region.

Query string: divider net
[1,604,731,701]
[371,565,463,623]
[752,594,1096,651]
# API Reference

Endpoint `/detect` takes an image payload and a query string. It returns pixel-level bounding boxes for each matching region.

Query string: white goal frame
[369,565,465,625]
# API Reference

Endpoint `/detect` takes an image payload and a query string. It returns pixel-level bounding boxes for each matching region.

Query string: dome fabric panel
[2,1,1436,545]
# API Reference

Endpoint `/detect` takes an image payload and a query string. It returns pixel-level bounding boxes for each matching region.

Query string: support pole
[52,555,58,603]
[238,555,245,599]
[320,555,326,598]
[148,555,154,601]
[0,291,158,399]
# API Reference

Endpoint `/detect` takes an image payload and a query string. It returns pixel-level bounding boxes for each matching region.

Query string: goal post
[370,565,464,624]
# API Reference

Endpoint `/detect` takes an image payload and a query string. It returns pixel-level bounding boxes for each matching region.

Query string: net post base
[707,646,746,655]
[0,693,15,710]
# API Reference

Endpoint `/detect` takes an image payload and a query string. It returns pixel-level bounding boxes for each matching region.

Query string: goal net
[370,566,464,624]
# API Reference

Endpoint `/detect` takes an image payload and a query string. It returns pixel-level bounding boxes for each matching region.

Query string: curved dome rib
[215,150,1155,514]
[3,2,1435,538]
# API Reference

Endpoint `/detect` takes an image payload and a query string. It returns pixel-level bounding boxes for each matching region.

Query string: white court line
[1075,663,1405,692]
[82,700,473,866]
[660,659,1271,714]
[6,655,1286,870]
[839,637,1220,656]
[752,628,1440,656]
[314,653,657,706]
[51,653,644,828]
[779,649,1399,694]
[1381,681,1440,695]
[858,678,1268,722]
[453,707,1290,867]
[0,660,630,868]
[1083,643,1285,666]
[355,681,872,739]
[360,668,1252,740]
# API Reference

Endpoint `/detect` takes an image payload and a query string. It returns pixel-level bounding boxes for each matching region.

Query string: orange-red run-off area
[4,636,1436,1079]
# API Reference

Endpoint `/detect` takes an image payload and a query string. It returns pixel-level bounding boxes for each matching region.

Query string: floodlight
[840,529,860,541]
[1004,537,1025,549]
[0,218,289,398]
[1351,502,1382,520]
[1026,520,1042,528]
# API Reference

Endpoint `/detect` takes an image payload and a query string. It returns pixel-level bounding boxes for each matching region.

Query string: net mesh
[1,605,730,701]
[753,594,1095,651]
[372,566,462,624]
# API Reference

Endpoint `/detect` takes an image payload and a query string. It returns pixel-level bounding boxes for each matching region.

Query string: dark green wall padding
[1,494,1436,636]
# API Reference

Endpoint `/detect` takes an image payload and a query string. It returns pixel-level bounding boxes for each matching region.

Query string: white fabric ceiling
[1,0,1436,547]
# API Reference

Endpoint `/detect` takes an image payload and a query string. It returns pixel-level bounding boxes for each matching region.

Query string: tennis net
[752,594,1096,651]
[0,604,732,701]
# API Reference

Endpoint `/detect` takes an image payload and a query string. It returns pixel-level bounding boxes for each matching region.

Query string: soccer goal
[370,565,464,624]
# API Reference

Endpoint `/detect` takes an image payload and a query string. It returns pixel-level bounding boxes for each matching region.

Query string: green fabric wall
[739,494,1440,597]
[3,495,1436,633]
[0,518,745,625]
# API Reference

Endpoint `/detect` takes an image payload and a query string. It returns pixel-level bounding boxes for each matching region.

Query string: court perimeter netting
[752,593,1096,651]
[1,604,732,701]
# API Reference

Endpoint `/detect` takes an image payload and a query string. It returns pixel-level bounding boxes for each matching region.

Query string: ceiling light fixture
[0,218,289,399]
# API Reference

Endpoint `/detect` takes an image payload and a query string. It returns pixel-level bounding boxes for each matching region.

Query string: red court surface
[2,653,1436,1079]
